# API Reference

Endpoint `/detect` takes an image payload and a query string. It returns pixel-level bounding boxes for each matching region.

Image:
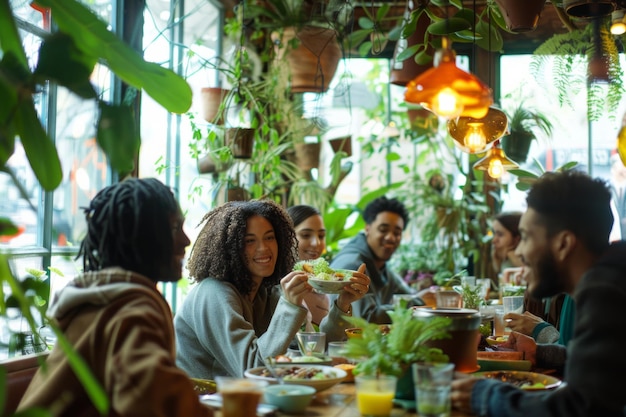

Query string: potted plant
[343,303,451,400]
[500,103,554,164]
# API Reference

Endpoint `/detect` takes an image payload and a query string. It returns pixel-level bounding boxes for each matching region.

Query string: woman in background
[491,211,524,274]
[287,205,370,331]
[174,200,369,379]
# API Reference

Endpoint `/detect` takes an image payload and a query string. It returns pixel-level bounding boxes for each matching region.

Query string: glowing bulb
[430,88,463,119]
[464,123,487,153]
[611,21,626,35]
[488,158,504,179]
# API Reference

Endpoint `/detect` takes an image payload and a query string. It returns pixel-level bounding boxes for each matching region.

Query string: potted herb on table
[343,304,451,401]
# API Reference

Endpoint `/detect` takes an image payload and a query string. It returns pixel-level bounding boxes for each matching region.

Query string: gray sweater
[174,278,350,379]
[330,232,414,324]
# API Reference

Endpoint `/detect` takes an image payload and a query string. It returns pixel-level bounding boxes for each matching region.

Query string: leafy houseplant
[500,103,554,164]
[342,304,451,379]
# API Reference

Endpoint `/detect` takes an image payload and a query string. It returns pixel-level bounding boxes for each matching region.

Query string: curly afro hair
[187,199,297,295]
[362,196,409,229]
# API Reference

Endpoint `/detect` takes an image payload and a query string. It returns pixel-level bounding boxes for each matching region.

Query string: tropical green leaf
[14,97,63,191]
[34,32,97,99]
[0,0,28,67]
[96,102,140,176]
[35,0,192,113]
[427,17,471,35]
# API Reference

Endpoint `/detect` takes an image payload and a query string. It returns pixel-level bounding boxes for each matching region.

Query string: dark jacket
[329,232,414,324]
[470,241,626,417]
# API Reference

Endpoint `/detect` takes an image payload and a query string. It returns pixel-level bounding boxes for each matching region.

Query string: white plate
[200,394,277,416]
[307,269,356,294]
[244,364,347,392]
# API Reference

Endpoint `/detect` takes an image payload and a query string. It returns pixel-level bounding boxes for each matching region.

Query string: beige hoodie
[18,267,212,417]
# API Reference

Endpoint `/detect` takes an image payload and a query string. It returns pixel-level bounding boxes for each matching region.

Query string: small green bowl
[263,384,316,413]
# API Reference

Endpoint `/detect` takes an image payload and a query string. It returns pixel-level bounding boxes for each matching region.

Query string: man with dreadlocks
[174,200,370,380]
[18,178,213,417]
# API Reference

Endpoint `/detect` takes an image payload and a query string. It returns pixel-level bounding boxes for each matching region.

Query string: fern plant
[530,21,625,121]
[342,303,451,377]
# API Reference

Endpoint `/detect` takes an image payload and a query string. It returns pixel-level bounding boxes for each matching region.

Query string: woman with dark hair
[287,205,370,330]
[174,200,370,379]
[491,211,524,274]
[18,178,213,417]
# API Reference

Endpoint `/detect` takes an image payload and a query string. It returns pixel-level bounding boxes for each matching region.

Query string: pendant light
[448,107,508,153]
[404,37,493,120]
[473,141,519,179]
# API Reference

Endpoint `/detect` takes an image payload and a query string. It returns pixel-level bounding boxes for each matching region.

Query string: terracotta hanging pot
[225,128,255,159]
[212,182,249,207]
[197,153,231,174]
[200,87,230,125]
[328,136,352,157]
[390,11,433,86]
[272,26,342,93]
[493,0,547,32]
[293,142,322,171]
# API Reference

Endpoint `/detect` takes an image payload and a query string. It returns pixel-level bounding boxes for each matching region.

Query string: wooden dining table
[209,380,473,417]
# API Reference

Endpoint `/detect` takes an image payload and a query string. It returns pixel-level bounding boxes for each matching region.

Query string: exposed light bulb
[611,21,626,35]
[429,87,463,119]
[488,158,504,179]
[464,123,487,153]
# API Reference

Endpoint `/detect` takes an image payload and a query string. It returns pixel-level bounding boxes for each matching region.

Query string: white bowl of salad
[294,259,356,294]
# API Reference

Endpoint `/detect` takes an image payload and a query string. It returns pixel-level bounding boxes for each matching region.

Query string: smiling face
[365,211,404,269]
[492,219,520,261]
[244,215,278,284]
[515,208,566,299]
[294,214,326,261]
[159,210,191,282]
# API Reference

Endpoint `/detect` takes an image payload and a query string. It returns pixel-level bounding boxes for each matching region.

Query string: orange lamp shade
[473,146,519,179]
[448,107,508,154]
[405,43,493,120]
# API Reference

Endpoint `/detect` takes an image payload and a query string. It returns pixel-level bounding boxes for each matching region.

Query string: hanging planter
[493,0,547,32]
[500,132,535,164]
[272,26,342,93]
[293,142,322,171]
[225,128,255,159]
[212,181,250,207]
[328,136,352,157]
[197,153,231,175]
[200,87,230,125]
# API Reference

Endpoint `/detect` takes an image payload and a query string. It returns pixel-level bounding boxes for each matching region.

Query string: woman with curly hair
[174,200,370,379]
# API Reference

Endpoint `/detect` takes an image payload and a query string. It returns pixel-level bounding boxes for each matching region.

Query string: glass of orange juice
[355,374,397,417]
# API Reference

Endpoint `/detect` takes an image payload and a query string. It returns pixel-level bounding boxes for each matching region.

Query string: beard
[529,251,565,299]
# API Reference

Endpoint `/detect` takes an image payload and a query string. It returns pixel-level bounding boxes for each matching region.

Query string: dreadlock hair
[527,170,613,256]
[362,196,409,229]
[187,199,297,295]
[77,178,179,280]
[287,205,321,228]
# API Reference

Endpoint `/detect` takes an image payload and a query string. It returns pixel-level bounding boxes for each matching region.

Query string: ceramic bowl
[263,384,316,413]
[307,269,356,294]
[245,364,346,392]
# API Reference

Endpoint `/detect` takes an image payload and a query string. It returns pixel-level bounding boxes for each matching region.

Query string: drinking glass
[435,290,462,309]
[215,376,268,417]
[355,374,397,417]
[296,331,326,356]
[413,362,455,417]
[327,341,347,359]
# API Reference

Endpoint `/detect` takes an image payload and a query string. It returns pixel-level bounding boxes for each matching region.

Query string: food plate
[473,371,561,390]
[244,364,347,392]
[307,269,356,294]
[277,355,332,366]
[486,335,509,346]
[190,378,217,395]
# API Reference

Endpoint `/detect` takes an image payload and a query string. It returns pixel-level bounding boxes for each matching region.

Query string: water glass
[216,376,268,417]
[296,331,326,356]
[435,290,462,309]
[413,362,455,417]
[355,375,397,417]
[327,341,347,359]
[493,305,506,336]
